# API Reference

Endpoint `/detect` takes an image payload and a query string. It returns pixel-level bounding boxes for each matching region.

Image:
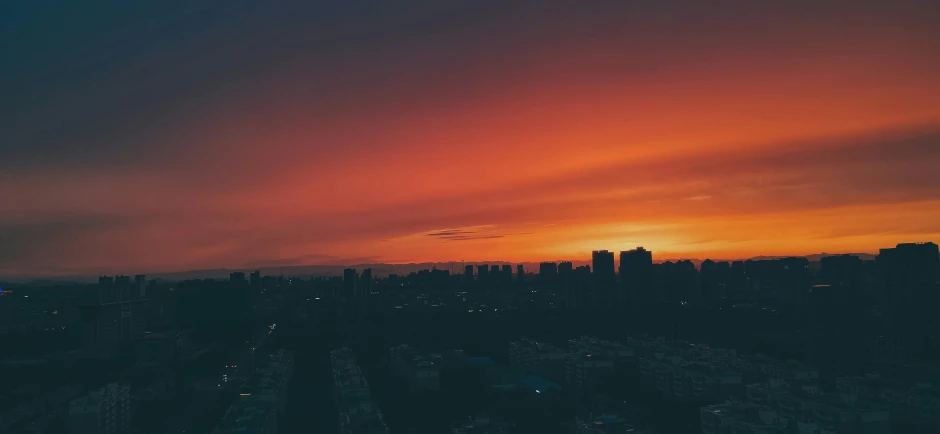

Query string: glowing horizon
[3,1,940,276]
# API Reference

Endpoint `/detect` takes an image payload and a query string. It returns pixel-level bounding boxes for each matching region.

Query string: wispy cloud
[422,225,510,241]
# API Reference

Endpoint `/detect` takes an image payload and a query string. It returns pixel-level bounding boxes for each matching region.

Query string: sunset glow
[3,1,940,276]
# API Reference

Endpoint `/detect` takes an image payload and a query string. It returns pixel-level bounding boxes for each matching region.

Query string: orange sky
[2,1,940,276]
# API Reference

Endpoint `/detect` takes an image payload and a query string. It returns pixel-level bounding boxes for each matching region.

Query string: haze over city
[4,1,940,277]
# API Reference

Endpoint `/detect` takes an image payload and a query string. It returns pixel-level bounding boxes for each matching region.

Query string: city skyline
[2,243,927,282]
[4,1,940,276]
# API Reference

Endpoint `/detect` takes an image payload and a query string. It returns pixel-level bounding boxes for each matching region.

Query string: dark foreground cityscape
[1,242,939,434]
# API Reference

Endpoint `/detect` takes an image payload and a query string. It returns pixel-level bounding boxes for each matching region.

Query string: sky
[2,0,940,277]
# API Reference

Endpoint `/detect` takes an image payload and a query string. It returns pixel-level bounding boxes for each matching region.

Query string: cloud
[424,226,508,241]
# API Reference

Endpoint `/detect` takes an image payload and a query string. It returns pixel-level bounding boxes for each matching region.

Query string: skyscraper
[592,250,615,279]
[516,264,525,282]
[250,270,261,292]
[465,264,474,281]
[134,274,146,299]
[573,265,591,308]
[779,257,810,305]
[230,272,246,284]
[558,261,573,306]
[98,276,114,302]
[820,254,865,288]
[699,259,730,306]
[81,276,146,357]
[478,265,489,283]
[361,268,373,296]
[343,268,358,299]
[501,264,513,283]
[539,262,558,281]
[592,250,616,305]
[620,247,653,305]
[877,243,940,340]
[114,275,132,302]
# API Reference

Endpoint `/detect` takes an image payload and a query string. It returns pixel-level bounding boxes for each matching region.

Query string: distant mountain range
[2,252,879,285]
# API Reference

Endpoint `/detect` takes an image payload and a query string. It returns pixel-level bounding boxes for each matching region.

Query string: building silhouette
[539,262,558,281]
[81,275,146,357]
[114,275,132,302]
[361,268,373,296]
[820,254,864,288]
[477,265,489,283]
[572,265,591,308]
[877,242,940,350]
[699,260,730,306]
[779,257,811,305]
[620,247,653,305]
[558,261,573,306]
[134,274,146,299]
[229,272,246,284]
[516,264,525,282]
[592,250,616,305]
[343,268,358,299]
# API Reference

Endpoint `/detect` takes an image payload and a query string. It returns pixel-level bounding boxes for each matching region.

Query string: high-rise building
[779,257,810,305]
[820,254,864,288]
[490,265,500,278]
[343,268,358,299]
[539,262,558,281]
[230,272,246,284]
[558,261,573,306]
[361,268,373,296]
[477,265,489,282]
[572,265,591,308]
[250,270,261,291]
[69,383,130,434]
[664,260,698,304]
[464,264,474,280]
[699,260,730,306]
[114,275,132,302]
[82,276,146,356]
[501,264,512,283]
[877,243,940,338]
[620,247,653,304]
[593,250,615,279]
[592,250,616,305]
[134,275,146,299]
[98,275,114,290]
[516,264,525,282]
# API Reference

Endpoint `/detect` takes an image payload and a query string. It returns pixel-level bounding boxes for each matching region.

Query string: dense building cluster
[0,241,937,433]
[331,347,388,434]
[389,344,446,392]
[214,350,294,434]
[67,383,130,434]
